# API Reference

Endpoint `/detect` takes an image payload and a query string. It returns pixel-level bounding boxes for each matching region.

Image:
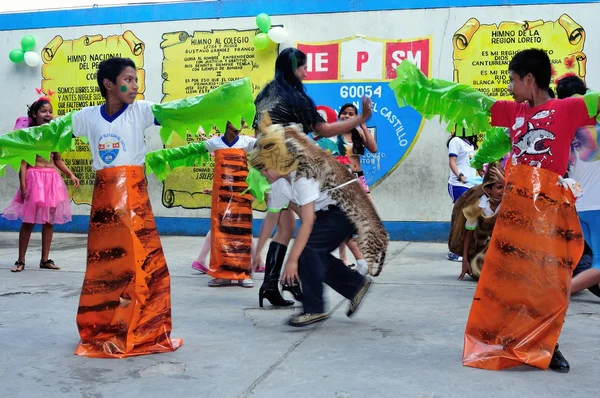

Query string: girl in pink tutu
[2,98,80,272]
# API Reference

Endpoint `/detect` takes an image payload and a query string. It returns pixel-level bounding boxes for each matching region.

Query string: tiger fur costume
[249,114,389,276]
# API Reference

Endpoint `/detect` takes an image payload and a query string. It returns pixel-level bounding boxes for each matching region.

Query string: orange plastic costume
[75,166,182,358]
[463,164,583,370]
[208,148,253,280]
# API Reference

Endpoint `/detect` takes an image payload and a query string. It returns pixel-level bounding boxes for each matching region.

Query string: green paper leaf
[145,141,209,182]
[583,91,600,122]
[0,111,74,175]
[470,127,511,170]
[389,60,496,136]
[152,78,256,144]
[242,165,271,203]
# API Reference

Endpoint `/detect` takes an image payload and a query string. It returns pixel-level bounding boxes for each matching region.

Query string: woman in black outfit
[253,47,372,307]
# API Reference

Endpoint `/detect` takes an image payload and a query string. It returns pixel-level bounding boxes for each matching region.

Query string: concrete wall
[0,0,598,240]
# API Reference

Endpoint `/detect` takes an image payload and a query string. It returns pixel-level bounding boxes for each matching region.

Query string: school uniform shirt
[204,134,256,153]
[464,195,501,230]
[490,97,597,176]
[448,137,476,187]
[72,101,157,170]
[267,171,337,212]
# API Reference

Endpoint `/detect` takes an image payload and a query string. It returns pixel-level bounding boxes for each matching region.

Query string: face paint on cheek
[120,85,128,93]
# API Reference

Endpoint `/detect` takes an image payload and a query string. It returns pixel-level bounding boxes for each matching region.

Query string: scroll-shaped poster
[453,14,586,100]
[41,31,146,205]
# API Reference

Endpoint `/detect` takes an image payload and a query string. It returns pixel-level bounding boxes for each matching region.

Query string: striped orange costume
[208,149,254,280]
[75,166,182,358]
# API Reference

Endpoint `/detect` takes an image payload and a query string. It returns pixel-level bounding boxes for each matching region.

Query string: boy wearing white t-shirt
[201,122,257,288]
[71,57,182,358]
[255,169,373,327]
[146,121,261,289]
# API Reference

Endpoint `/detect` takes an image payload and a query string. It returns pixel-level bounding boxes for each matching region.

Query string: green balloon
[21,35,36,51]
[256,13,272,33]
[254,33,270,50]
[9,49,24,63]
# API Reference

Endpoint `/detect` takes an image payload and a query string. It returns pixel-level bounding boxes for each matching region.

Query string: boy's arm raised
[389,60,496,137]
[145,141,210,182]
[152,78,256,144]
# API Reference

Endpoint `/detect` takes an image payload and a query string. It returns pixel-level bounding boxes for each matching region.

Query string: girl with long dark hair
[253,48,372,308]
[3,98,80,272]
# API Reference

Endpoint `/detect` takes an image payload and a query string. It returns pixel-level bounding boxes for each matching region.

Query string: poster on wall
[452,14,586,100]
[41,31,146,205]
[297,36,431,189]
[158,28,277,210]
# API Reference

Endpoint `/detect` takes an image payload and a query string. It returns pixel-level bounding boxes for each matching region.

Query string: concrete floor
[0,232,598,398]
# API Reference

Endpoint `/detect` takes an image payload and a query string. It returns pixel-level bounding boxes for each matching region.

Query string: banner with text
[159,28,277,210]
[41,31,146,205]
[453,14,586,99]
[297,36,431,188]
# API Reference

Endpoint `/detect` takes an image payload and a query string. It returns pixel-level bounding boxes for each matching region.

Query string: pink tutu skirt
[2,167,71,225]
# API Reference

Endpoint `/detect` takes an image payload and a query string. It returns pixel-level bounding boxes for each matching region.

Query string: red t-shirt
[490,97,596,176]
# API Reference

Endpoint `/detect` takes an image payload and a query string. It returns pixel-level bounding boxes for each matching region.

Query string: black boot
[549,344,570,373]
[282,282,304,302]
[259,242,294,308]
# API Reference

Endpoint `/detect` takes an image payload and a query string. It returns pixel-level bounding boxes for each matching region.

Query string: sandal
[11,260,25,273]
[39,259,60,270]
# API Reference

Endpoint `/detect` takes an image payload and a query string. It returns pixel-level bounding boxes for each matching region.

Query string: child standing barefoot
[2,98,79,272]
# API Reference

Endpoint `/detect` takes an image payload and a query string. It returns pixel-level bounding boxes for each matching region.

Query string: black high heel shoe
[259,287,294,308]
[259,242,294,308]
[281,283,303,302]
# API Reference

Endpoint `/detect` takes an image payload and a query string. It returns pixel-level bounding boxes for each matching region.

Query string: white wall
[0,3,598,235]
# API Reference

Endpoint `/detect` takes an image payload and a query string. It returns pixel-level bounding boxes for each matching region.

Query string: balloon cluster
[9,35,41,67]
[254,13,288,50]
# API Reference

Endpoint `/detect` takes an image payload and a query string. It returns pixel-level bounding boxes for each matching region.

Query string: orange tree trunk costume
[389,60,600,370]
[208,149,253,280]
[0,79,255,358]
[145,138,256,282]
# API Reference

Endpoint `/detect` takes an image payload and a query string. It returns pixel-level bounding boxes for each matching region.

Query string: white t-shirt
[72,101,156,170]
[570,125,600,211]
[267,171,337,212]
[465,195,501,230]
[204,135,256,153]
[448,137,476,187]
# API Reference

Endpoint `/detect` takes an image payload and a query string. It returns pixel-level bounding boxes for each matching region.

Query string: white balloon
[24,51,41,67]
[267,27,288,44]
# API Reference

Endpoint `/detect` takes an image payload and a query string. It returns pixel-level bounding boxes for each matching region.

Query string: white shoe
[354,261,369,276]
[240,278,254,288]
[208,278,232,287]
[446,252,463,262]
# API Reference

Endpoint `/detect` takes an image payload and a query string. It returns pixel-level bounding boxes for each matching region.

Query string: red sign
[297,43,339,81]
[298,37,431,81]
[385,39,430,78]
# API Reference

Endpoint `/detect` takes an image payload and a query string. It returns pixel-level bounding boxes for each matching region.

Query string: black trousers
[298,206,366,313]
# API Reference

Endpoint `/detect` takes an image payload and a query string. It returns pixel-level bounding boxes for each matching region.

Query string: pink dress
[1,117,72,225]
